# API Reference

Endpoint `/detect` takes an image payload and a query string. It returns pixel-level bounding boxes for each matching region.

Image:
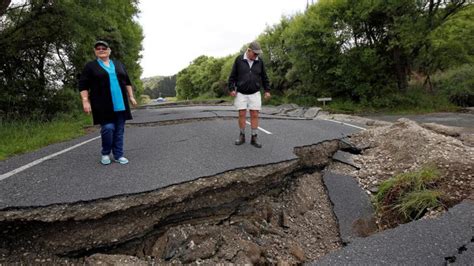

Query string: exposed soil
[334,118,474,228]
[112,172,340,265]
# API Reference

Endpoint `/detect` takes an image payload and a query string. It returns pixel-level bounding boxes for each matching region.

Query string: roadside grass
[177,94,233,104]
[0,113,92,161]
[374,165,445,227]
[326,92,459,115]
[140,94,151,104]
[184,87,460,115]
[259,88,459,115]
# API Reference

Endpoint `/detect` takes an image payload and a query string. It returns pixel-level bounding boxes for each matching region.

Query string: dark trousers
[100,112,126,159]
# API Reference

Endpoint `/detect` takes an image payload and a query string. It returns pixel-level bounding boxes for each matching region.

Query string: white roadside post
[317,97,332,107]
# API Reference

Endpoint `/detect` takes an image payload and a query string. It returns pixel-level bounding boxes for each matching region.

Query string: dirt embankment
[331,118,473,229]
[350,118,473,202]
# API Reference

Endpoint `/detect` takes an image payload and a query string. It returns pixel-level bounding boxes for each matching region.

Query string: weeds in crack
[373,165,445,228]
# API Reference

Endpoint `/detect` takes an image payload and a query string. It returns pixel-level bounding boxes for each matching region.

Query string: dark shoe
[251,134,262,148]
[235,133,245,145]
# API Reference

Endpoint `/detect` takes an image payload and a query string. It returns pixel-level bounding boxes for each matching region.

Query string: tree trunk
[423,75,433,93]
[0,0,11,16]
[393,46,408,91]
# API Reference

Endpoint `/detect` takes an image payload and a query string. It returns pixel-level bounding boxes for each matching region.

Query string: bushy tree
[258,16,295,93]
[168,0,473,108]
[175,55,226,99]
[143,75,176,98]
[0,0,143,120]
[282,0,470,103]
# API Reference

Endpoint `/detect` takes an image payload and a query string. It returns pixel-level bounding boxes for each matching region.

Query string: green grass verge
[181,86,461,115]
[165,97,177,102]
[325,91,459,115]
[0,113,92,161]
[374,165,444,225]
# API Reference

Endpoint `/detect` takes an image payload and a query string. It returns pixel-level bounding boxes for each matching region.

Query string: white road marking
[0,110,138,181]
[0,136,100,181]
[321,118,367,130]
[0,115,361,181]
[245,121,273,135]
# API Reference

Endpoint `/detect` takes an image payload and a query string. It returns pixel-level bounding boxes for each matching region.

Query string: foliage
[0,0,143,120]
[176,55,228,100]
[0,112,92,160]
[396,190,443,220]
[143,75,177,98]
[173,0,471,111]
[431,64,474,107]
[374,165,444,226]
[258,16,295,93]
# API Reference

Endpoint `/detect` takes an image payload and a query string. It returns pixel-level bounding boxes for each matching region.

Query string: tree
[281,0,471,103]
[0,0,10,16]
[143,75,177,98]
[258,16,295,93]
[0,0,143,120]
[175,55,226,99]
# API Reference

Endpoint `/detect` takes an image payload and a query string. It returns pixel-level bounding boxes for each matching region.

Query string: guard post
[317,97,332,107]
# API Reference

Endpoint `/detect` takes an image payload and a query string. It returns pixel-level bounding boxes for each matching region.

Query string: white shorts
[234,92,261,111]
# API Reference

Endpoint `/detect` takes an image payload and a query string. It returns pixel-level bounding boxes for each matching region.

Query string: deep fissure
[0,140,344,264]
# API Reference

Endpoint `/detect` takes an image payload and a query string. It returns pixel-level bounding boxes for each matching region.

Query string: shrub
[431,64,474,107]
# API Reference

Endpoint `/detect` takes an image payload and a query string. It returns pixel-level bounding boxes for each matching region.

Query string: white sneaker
[101,155,111,165]
[114,157,129,165]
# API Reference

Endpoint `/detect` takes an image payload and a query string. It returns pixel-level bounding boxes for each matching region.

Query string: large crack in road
[0,140,347,264]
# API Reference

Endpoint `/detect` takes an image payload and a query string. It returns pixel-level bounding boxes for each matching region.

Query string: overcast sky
[138,0,309,78]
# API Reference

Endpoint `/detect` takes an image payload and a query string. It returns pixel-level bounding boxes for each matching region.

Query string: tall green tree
[283,0,470,102]
[0,0,143,120]
[258,16,295,93]
[175,55,226,99]
[143,75,177,98]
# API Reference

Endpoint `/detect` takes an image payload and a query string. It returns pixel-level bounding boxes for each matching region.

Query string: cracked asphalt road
[0,105,361,209]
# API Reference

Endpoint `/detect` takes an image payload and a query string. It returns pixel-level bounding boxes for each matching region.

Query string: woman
[79,40,137,165]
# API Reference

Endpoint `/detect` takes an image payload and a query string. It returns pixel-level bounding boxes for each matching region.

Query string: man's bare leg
[249,110,262,148]
[235,109,247,145]
[239,109,247,129]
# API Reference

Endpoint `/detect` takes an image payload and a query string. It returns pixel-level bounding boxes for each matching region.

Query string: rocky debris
[319,113,392,127]
[85,254,149,265]
[463,107,474,114]
[345,118,473,209]
[261,104,322,119]
[421,123,462,137]
[304,107,322,118]
[332,150,360,169]
[421,122,474,147]
[141,172,341,264]
[459,132,474,147]
[295,141,340,168]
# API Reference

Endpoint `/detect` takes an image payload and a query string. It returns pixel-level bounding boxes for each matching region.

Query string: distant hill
[142,75,176,98]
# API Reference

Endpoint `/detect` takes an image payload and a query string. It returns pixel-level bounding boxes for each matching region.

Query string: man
[228,41,271,148]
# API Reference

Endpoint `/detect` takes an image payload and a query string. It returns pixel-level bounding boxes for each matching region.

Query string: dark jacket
[228,54,270,95]
[78,60,133,125]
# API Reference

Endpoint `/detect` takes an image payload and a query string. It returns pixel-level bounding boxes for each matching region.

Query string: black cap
[94,40,109,48]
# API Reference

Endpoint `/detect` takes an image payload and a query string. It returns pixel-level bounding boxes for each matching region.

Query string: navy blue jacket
[228,54,270,95]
